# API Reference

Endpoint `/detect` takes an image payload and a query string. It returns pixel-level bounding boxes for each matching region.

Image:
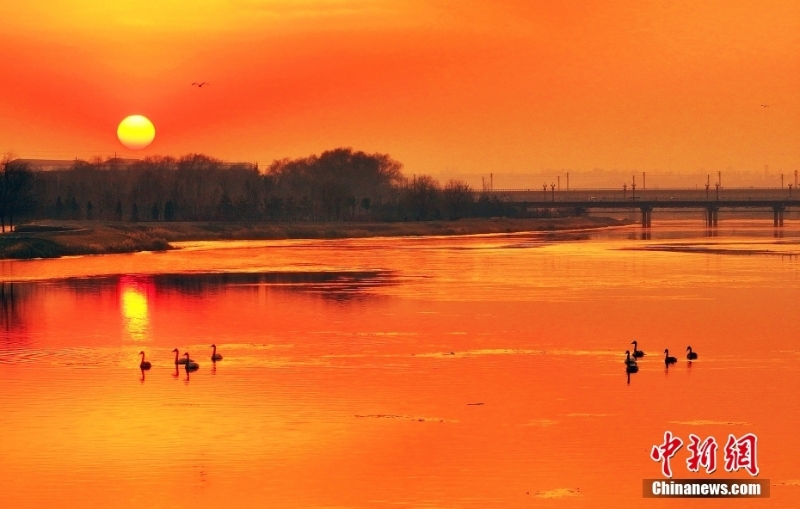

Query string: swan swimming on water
[173,348,190,365]
[184,352,199,372]
[664,349,677,365]
[631,341,645,358]
[686,346,698,360]
[139,351,152,370]
[211,344,223,362]
[624,350,638,366]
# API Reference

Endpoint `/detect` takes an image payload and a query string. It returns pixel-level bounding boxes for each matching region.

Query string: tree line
[0,156,36,232]
[3,148,541,227]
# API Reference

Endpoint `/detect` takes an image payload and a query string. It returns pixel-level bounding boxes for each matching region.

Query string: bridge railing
[483,186,792,192]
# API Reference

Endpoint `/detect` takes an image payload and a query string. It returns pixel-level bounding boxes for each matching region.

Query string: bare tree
[402,175,441,220]
[23,149,490,223]
[0,156,35,232]
[442,180,473,219]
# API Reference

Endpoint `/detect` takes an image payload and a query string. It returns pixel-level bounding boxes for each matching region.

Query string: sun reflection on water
[119,277,151,341]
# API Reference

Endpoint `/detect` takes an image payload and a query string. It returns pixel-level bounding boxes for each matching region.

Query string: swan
[211,344,223,362]
[184,352,199,372]
[624,350,638,366]
[631,340,645,358]
[173,348,190,365]
[686,346,698,360]
[626,363,639,373]
[664,349,677,365]
[139,351,152,370]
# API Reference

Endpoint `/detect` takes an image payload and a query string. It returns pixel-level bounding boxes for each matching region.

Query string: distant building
[13,157,257,172]
[12,158,140,171]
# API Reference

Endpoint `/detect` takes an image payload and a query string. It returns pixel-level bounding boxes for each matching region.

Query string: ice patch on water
[521,419,558,427]
[354,414,457,423]
[533,488,581,499]
[669,420,750,426]
[566,413,614,418]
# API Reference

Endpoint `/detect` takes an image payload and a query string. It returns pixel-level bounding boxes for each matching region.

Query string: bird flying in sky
[192,82,209,87]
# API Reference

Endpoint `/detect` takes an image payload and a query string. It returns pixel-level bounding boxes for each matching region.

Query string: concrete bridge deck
[486,188,797,202]
[480,188,799,227]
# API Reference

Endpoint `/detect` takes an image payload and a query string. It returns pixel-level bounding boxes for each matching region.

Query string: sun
[117,115,155,150]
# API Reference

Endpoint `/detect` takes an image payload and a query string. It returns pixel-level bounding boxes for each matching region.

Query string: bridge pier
[773,206,785,227]
[640,206,653,228]
[705,206,719,227]
[706,205,719,228]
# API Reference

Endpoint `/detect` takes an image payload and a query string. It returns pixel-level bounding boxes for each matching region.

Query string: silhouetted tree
[164,200,175,221]
[68,195,80,220]
[299,196,312,220]
[55,196,64,219]
[266,195,284,221]
[402,175,440,220]
[346,196,357,219]
[267,148,403,221]
[21,149,491,224]
[0,157,35,231]
[216,192,235,221]
[476,194,492,218]
[442,180,473,219]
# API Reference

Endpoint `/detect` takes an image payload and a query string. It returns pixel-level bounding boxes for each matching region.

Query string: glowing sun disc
[117,115,155,150]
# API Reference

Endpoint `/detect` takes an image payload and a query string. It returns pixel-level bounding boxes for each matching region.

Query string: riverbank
[0,216,628,259]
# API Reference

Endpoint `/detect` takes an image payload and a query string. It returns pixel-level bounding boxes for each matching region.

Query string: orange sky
[1,1,798,180]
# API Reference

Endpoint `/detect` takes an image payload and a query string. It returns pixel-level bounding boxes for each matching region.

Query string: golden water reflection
[0,221,799,508]
[119,276,151,341]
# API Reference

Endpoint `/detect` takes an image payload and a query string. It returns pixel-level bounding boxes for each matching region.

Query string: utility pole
[781,173,784,189]
[643,171,646,190]
[718,171,722,189]
[705,174,710,200]
[557,176,560,191]
[795,170,798,188]
[551,183,555,202]
[631,175,636,200]
[566,172,569,190]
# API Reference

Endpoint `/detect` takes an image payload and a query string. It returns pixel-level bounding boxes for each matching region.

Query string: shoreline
[0,217,628,260]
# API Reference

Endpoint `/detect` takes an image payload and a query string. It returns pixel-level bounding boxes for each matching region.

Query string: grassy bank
[1,217,627,259]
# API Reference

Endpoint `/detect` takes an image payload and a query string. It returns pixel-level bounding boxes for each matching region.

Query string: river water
[0,220,799,508]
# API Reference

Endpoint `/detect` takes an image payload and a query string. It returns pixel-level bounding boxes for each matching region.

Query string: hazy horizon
[10,154,798,190]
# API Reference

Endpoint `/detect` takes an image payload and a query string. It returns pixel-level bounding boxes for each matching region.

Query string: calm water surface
[1,220,799,508]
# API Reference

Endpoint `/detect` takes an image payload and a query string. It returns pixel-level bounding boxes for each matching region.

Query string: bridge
[482,188,799,228]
